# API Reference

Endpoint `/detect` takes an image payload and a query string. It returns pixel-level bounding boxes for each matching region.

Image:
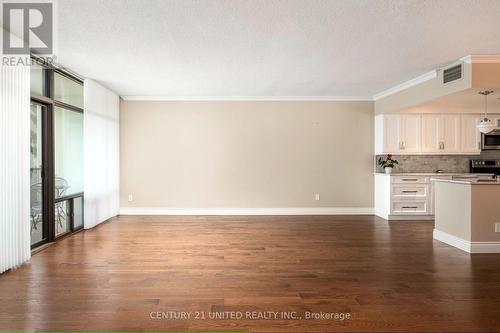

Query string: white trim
[433,229,500,253]
[388,215,434,221]
[469,54,500,64]
[119,207,374,216]
[470,242,500,254]
[120,55,500,103]
[120,95,373,102]
[373,70,437,101]
[460,55,472,64]
[433,229,471,252]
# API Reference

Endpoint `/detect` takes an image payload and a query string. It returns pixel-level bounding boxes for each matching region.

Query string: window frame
[30,56,85,249]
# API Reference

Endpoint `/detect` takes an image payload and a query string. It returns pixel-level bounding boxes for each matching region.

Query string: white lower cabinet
[389,176,431,217]
[391,201,428,214]
[391,184,428,196]
[375,174,434,220]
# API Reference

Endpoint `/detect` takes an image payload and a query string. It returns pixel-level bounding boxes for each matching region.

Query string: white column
[83,79,120,229]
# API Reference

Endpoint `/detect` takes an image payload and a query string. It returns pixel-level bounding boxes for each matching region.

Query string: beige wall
[434,182,500,243]
[434,182,472,241]
[120,100,374,209]
[472,63,500,88]
[471,185,500,242]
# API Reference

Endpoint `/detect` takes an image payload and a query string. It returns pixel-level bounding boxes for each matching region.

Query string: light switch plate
[315,193,320,201]
[495,223,500,233]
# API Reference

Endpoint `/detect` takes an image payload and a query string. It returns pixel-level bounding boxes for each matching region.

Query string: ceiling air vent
[443,64,462,84]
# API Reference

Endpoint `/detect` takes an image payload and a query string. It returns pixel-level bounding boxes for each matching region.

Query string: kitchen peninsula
[433,178,500,253]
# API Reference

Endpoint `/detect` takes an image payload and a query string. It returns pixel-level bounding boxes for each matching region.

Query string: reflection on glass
[30,64,45,97]
[30,104,45,245]
[55,200,70,236]
[54,107,84,198]
[54,72,83,108]
[74,197,83,229]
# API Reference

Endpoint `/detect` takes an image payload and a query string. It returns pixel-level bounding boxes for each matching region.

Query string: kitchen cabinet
[421,115,460,153]
[375,173,493,220]
[375,113,500,155]
[376,114,421,154]
[381,114,401,153]
[375,174,432,220]
[461,115,482,153]
[400,115,422,153]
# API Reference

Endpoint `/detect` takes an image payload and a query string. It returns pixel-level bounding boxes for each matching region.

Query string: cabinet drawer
[391,184,428,197]
[391,201,428,214]
[391,176,429,184]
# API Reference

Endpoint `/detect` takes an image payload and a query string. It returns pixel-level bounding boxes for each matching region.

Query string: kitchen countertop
[432,178,500,185]
[374,172,492,176]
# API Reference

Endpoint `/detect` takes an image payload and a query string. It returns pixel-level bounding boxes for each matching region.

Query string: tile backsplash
[375,151,500,173]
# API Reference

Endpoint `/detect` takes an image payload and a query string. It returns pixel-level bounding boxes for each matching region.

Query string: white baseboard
[470,242,500,254]
[119,207,374,216]
[388,215,435,221]
[433,229,500,253]
[433,229,471,252]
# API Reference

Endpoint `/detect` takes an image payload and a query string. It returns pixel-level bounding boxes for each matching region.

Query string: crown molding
[469,54,500,64]
[120,55,500,103]
[373,70,437,101]
[120,95,373,102]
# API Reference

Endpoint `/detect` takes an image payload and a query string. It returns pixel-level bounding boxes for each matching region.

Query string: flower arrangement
[377,154,399,174]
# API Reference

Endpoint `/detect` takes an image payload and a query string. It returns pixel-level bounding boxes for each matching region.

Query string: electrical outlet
[495,223,500,233]
[315,193,320,201]
[128,194,134,202]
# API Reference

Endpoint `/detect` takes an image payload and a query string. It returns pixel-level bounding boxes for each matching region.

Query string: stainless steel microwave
[482,130,500,150]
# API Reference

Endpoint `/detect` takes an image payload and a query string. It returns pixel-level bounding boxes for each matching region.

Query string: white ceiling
[56,0,500,99]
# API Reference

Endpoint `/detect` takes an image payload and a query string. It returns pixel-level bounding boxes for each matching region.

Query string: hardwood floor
[1,215,500,332]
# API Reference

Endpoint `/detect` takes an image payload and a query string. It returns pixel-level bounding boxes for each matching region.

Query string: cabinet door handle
[402,190,418,193]
[402,179,418,182]
[402,206,418,209]
[478,141,481,150]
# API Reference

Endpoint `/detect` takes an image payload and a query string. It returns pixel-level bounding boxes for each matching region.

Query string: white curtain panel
[0,62,31,273]
[83,79,120,229]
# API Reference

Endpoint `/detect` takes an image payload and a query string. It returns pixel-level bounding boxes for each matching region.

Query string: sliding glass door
[30,102,47,247]
[30,58,85,249]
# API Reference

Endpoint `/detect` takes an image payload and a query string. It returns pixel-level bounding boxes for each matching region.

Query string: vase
[385,167,393,174]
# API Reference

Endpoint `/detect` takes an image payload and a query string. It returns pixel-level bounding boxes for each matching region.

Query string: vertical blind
[83,79,120,229]
[0,62,31,273]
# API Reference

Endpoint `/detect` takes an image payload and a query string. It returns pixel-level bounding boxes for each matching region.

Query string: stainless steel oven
[470,160,500,175]
[482,130,500,150]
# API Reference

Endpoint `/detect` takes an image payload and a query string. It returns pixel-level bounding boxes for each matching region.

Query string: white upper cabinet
[421,115,440,152]
[421,115,460,153]
[400,114,421,153]
[382,115,402,153]
[376,114,421,154]
[441,115,461,153]
[375,113,497,155]
[461,115,482,153]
